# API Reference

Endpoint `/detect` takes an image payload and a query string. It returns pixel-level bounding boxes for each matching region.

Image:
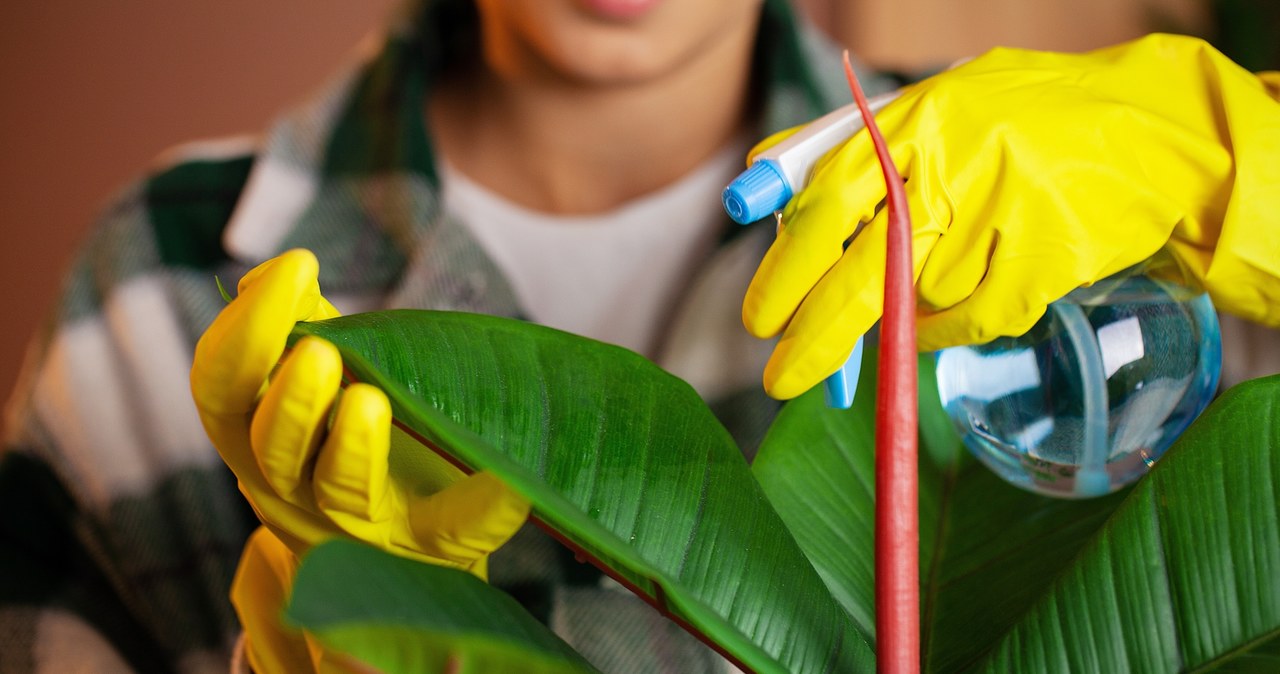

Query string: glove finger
[743,128,913,340]
[192,249,327,420]
[912,196,997,315]
[251,336,344,504]
[231,527,314,674]
[764,184,941,399]
[313,383,393,527]
[917,254,1075,352]
[237,252,342,320]
[918,224,1172,352]
[409,471,530,575]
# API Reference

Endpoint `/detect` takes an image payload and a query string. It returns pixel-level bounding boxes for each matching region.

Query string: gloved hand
[744,33,1280,399]
[191,249,530,671]
[232,527,376,674]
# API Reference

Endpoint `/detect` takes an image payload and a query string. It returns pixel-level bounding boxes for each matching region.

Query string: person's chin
[537,25,678,86]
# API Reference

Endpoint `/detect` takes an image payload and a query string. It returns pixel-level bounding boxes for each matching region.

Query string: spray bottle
[722,91,900,408]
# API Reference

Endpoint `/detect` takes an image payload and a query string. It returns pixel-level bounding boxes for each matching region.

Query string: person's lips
[577,0,662,21]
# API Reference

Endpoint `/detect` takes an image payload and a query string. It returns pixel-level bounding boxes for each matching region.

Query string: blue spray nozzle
[823,336,865,409]
[723,158,864,409]
[722,159,792,225]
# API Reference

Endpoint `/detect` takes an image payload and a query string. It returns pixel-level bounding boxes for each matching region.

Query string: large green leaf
[288,539,600,673]
[753,349,1280,672]
[291,311,873,673]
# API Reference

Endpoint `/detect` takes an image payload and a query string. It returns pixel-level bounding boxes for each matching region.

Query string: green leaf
[291,311,873,674]
[214,275,234,303]
[752,349,970,647]
[288,539,599,674]
[754,349,1280,672]
[974,375,1280,672]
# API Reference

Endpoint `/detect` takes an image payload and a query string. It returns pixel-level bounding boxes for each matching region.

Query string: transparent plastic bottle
[934,259,1222,498]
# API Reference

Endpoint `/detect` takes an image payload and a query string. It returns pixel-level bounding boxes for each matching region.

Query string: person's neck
[429,26,759,215]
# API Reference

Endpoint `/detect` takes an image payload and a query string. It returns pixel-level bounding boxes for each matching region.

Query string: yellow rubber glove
[232,527,378,674]
[744,34,1280,400]
[191,250,531,671]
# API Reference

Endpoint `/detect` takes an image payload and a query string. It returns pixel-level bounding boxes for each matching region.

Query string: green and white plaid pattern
[0,1,891,671]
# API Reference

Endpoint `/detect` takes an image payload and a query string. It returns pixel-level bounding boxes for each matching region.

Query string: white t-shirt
[439,143,748,358]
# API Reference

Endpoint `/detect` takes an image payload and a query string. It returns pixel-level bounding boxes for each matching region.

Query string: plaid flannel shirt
[0,1,894,671]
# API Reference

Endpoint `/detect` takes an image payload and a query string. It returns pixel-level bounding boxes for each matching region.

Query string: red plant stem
[843,52,919,673]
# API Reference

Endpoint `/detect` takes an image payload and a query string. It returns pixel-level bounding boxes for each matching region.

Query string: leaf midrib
[1186,626,1280,673]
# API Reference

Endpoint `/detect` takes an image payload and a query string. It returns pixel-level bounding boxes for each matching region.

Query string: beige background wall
[0,0,398,429]
[0,0,1201,432]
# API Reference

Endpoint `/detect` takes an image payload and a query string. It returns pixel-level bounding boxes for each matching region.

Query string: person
[2,0,1277,673]
[0,2,891,671]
